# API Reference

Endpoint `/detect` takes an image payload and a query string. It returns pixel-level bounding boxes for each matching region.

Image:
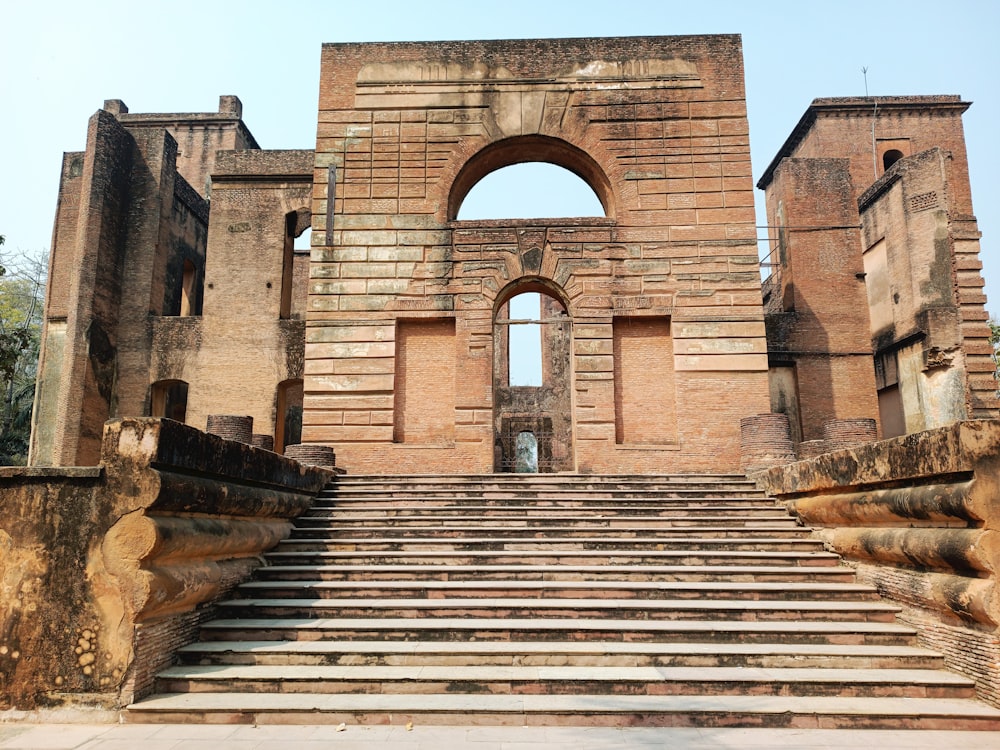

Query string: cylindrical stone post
[206,415,253,444]
[284,443,336,470]
[796,439,830,460]
[823,418,878,452]
[740,413,796,474]
[251,434,275,451]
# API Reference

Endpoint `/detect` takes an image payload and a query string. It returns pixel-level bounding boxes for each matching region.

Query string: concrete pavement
[2,723,1000,749]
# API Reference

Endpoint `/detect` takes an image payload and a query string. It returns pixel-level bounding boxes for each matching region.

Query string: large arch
[305,37,771,475]
[448,135,615,221]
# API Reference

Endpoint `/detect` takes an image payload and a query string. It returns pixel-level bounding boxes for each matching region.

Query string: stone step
[331,474,756,489]
[236,579,880,602]
[128,472,998,730]
[154,664,975,699]
[303,505,789,518]
[329,489,769,499]
[215,597,900,622]
[124,692,1000,729]
[288,525,806,540]
[197,617,919,646]
[253,563,858,582]
[174,639,949,670]
[312,495,781,514]
[295,515,802,527]
[263,549,843,566]
[330,472,748,478]
[274,536,825,552]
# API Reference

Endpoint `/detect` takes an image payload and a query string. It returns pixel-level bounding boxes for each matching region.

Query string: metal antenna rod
[863,67,878,177]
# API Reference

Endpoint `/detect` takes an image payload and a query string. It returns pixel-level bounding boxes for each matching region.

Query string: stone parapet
[752,419,1000,705]
[0,418,332,711]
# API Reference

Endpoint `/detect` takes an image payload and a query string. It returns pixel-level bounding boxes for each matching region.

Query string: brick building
[27,36,997,473]
[758,96,997,443]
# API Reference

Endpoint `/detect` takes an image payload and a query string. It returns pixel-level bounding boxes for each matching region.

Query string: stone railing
[752,419,1000,706]
[0,417,331,713]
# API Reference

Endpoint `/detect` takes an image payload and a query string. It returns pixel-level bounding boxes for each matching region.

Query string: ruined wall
[168,149,313,437]
[30,109,137,466]
[104,96,260,198]
[859,147,997,433]
[31,102,217,466]
[305,36,770,474]
[1,418,329,712]
[31,98,312,466]
[754,420,1000,706]
[759,97,977,217]
[758,96,997,447]
[761,158,880,442]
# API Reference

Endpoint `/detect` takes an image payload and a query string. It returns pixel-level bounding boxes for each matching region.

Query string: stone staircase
[126,474,1000,728]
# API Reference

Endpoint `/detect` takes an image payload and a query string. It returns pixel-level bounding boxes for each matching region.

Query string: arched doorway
[493,283,573,473]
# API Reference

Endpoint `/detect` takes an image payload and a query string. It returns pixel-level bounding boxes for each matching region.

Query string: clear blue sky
[2,0,997,315]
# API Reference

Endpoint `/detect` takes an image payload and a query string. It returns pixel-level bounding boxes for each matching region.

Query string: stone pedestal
[740,413,796,473]
[206,414,253,444]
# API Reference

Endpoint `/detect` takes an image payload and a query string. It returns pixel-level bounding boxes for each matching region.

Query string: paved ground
[1,723,1000,749]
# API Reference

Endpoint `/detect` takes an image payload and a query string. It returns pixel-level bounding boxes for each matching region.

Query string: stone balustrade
[0,417,332,712]
[752,419,1000,706]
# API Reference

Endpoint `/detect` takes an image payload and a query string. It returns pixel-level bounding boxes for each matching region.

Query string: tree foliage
[0,236,47,465]
[991,318,1000,397]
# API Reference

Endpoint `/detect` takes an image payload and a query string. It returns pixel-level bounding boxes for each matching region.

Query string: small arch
[449,135,614,221]
[492,277,573,473]
[493,276,572,315]
[882,149,905,171]
[150,379,188,423]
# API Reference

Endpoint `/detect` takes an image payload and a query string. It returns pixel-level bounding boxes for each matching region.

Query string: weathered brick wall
[761,97,977,218]
[173,149,313,438]
[305,35,771,474]
[30,101,308,467]
[613,317,676,445]
[394,319,457,445]
[31,109,136,466]
[761,157,880,442]
[111,95,260,198]
[859,147,998,429]
[758,95,997,449]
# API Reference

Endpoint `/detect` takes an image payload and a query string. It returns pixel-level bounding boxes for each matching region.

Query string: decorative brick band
[823,418,878,451]
[284,443,337,469]
[740,413,796,473]
[251,434,275,452]
[206,415,253,444]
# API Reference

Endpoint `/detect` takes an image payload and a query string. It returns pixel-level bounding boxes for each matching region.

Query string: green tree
[991,318,1000,397]
[0,239,46,465]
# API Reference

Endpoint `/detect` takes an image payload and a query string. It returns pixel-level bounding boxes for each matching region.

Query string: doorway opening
[493,285,572,473]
